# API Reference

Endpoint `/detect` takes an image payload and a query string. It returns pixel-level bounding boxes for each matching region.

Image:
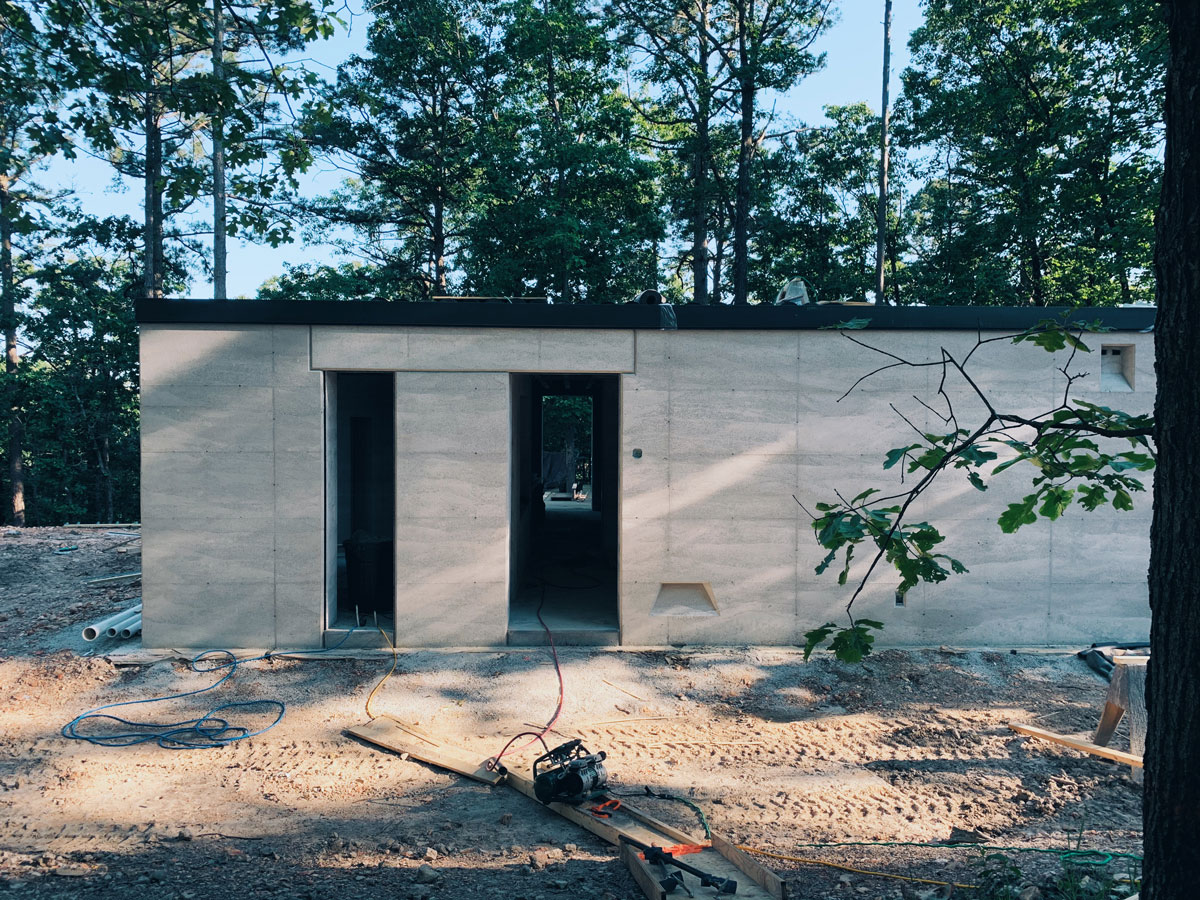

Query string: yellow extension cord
[737,845,977,890]
[364,626,399,720]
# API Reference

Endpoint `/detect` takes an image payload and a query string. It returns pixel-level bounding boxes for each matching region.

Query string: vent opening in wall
[651,583,720,617]
[1101,345,1135,392]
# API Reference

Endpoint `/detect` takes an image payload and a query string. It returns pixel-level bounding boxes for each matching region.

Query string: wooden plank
[83,571,141,585]
[711,833,788,900]
[620,839,766,900]
[347,721,783,900]
[620,841,667,900]
[614,803,705,847]
[1093,701,1126,747]
[503,769,661,847]
[504,769,777,899]
[345,717,503,785]
[65,522,141,529]
[1010,723,1143,768]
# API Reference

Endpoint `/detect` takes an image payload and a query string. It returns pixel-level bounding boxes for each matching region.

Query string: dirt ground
[0,527,1143,899]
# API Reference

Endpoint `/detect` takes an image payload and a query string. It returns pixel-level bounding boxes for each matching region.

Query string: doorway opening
[509,373,619,644]
[326,372,395,639]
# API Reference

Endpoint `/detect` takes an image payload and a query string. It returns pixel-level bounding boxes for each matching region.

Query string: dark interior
[333,372,395,628]
[508,373,619,645]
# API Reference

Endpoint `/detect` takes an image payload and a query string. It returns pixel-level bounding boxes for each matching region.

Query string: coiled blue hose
[62,631,357,749]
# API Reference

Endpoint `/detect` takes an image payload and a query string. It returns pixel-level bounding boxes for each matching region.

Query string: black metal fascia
[135,299,1157,332]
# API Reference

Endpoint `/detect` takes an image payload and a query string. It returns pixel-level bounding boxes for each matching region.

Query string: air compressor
[532,739,609,805]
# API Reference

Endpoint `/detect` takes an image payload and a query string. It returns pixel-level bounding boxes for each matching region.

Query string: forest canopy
[0,0,1167,523]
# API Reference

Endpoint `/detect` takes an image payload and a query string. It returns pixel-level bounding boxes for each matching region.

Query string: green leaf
[837,545,856,585]
[1111,453,1156,472]
[802,623,838,661]
[1038,486,1075,521]
[819,318,872,330]
[992,456,1027,475]
[884,445,921,470]
[967,471,987,491]
[828,620,884,663]
[1113,489,1134,511]
[814,548,837,576]
[955,445,999,468]
[999,495,1039,533]
[1013,320,1091,354]
[909,446,947,472]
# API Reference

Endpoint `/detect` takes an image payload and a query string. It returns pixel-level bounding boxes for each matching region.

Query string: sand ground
[0,527,1142,899]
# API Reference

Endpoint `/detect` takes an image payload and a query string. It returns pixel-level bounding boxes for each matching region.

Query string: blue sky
[47,0,925,298]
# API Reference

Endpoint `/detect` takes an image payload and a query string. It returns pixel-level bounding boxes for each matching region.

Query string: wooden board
[500,770,782,899]
[503,768,695,849]
[1010,723,1143,768]
[620,842,670,900]
[345,716,503,785]
[346,719,785,900]
[613,836,779,900]
[711,833,788,900]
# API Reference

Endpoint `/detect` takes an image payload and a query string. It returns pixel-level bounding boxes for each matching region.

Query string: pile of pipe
[82,602,142,642]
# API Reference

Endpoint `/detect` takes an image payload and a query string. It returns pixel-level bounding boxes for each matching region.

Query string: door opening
[326,372,395,639]
[509,373,619,644]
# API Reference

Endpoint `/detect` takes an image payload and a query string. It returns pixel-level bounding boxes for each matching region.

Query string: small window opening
[1100,345,1135,392]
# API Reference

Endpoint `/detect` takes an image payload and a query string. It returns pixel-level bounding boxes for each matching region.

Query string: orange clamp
[638,844,709,859]
[589,798,622,818]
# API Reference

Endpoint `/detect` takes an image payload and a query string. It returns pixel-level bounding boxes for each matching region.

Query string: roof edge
[135,299,1157,332]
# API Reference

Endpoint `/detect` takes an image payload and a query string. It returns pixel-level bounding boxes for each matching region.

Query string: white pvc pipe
[119,616,142,640]
[105,607,143,638]
[82,603,142,642]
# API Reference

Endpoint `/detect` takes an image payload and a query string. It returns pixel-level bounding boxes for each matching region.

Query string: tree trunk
[873,0,892,305]
[542,0,569,303]
[212,0,227,300]
[943,146,954,291]
[1,174,25,526]
[98,435,114,524]
[1016,174,1044,305]
[432,79,448,295]
[1145,3,1200,898]
[691,7,711,305]
[433,194,447,293]
[143,94,165,300]
[1028,235,1045,305]
[712,205,726,305]
[732,69,753,305]
[731,0,753,306]
[887,230,902,306]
